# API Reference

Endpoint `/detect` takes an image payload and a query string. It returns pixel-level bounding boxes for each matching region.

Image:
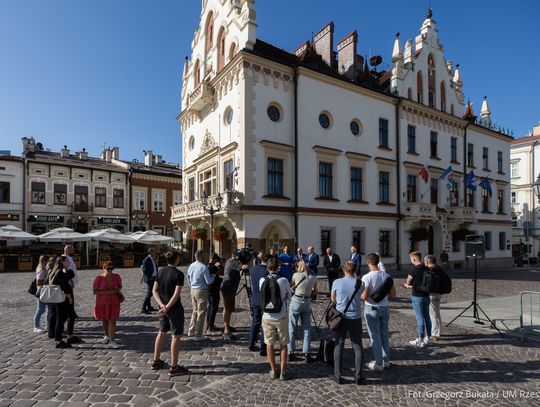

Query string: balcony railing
[402,202,436,220]
[187,81,214,112]
[71,202,94,213]
[171,191,243,222]
[447,207,475,223]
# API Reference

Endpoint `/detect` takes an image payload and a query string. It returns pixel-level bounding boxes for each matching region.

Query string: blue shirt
[249,264,268,306]
[186,260,214,290]
[331,276,364,319]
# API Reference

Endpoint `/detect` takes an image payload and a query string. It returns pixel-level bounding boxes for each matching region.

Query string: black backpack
[419,267,440,293]
[438,268,452,294]
[261,274,283,313]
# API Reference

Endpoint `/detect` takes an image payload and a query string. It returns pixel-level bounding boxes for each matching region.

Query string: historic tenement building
[120,150,182,237]
[22,138,130,234]
[171,0,512,269]
[510,124,540,261]
[0,154,24,229]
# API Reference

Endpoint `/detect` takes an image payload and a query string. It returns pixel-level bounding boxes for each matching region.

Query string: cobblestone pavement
[0,266,539,406]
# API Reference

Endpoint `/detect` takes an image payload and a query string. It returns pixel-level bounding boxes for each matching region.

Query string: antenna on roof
[101,142,110,151]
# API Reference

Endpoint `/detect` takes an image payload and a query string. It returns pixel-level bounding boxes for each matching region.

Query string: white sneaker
[194,336,207,342]
[409,338,425,348]
[100,336,110,344]
[365,361,384,371]
[33,327,45,334]
[108,340,121,349]
[423,337,429,346]
[383,360,391,368]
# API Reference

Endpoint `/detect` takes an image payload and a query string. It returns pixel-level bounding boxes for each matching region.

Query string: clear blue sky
[1,0,538,164]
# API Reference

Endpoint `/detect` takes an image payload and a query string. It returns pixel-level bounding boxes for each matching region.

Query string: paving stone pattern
[0,266,539,406]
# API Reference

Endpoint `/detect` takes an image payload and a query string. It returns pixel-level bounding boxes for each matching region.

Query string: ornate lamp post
[201,191,223,255]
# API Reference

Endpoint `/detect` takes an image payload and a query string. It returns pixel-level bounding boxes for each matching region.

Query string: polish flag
[418,166,429,183]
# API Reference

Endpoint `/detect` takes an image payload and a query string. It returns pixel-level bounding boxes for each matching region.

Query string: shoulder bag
[40,270,66,304]
[28,279,38,296]
[325,278,362,331]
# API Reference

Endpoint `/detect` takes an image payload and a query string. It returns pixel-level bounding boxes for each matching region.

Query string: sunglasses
[106,267,114,271]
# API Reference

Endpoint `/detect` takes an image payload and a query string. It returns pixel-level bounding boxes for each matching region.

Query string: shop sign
[98,217,127,225]
[28,215,65,222]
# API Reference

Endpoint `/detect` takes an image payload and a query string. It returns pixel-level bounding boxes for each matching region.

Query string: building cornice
[131,173,182,184]
[313,145,342,156]
[260,140,294,152]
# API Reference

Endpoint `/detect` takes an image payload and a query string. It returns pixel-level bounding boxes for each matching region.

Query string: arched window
[194,59,201,86]
[228,42,237,62]
[205,12,214,55]
[407,87,412,100]
[440,81,446,112]
[217,27,226,72]
[417,71,424,104]
[428,54,436,108]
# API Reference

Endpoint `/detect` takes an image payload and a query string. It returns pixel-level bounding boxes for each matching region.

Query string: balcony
[170,191,243,223]
[447,207,475,224]
[71,202,94,214]
[187,81,214,113]
[402,202,436,221]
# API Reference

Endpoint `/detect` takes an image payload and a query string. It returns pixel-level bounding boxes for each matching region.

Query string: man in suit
[323,247,341,296]
[294,248,306,266]
[141,247,159,314]
[306,246,319,276]
[350,246,362,276]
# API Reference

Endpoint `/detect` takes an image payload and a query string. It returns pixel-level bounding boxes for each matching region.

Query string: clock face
[267,105,280,122]
[319,113,330,129]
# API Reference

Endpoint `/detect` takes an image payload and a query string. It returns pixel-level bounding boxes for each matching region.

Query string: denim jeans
[34,298,50,329]
[411,295,432,339]
[363,304,390,365]
[248,304,265,349]
[333,318,363,379]
[288,296,311,353]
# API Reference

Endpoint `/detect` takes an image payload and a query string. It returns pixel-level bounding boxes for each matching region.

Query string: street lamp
[533,175,540,201]
[201,191,223,255]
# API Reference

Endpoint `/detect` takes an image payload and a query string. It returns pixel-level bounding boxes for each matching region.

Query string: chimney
[533,124,540,137]
[337,31,358,80]
[153,155,163,165]
[21,137,36,154]
[313,22,334,66]
[60,145,70,158]
[101,148,112,163]
[78,148,88,161]
[144,150,153,167]
[111,146,119,160]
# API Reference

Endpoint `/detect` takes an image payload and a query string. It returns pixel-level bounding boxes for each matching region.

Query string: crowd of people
[30,243,451,383]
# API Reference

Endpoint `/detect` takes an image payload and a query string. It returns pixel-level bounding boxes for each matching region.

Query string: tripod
[446,256,502,335]
[236,269,253,317]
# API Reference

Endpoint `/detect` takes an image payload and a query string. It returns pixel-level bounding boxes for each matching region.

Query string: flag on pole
[418,165,429,183]
[438,165,455,189]
[464,170,477,191]
[479,177,492,197]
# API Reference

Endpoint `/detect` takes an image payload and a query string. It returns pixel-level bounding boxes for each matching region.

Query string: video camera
[233,245,255,265]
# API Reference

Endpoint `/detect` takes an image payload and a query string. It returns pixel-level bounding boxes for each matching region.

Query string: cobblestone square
[0,267,539,406]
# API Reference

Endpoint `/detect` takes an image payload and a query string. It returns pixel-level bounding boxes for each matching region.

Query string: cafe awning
[0,225,37,241]
[86,228,135,244]
[130,230,174,245]
[38,227,91,243]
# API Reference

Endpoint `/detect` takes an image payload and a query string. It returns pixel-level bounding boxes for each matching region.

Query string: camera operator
[206,253,223,334]
[220,252,250,339]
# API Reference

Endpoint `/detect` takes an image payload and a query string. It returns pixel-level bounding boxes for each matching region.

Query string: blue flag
[439,166,453,180]
[464,170,477,191]
[479,177,492,197]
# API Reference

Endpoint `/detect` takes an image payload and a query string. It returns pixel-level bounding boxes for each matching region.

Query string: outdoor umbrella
[130,230,174,245]
[0,225,37,241]
[38,227,91,265]
[85,228,135,266]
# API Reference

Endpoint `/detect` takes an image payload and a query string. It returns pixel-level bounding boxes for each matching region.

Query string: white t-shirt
[259,273,291,321]
[362,269,392,307]
[67,255,79,286]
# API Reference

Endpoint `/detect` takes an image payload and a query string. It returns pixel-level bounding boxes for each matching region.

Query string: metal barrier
[520,291,540,341]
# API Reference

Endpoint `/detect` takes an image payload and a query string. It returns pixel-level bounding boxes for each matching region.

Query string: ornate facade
[172,1,512,268]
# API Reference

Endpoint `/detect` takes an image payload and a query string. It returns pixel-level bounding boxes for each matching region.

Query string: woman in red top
[93,261,123,349]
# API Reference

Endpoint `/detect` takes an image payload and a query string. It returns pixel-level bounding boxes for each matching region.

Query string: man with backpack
[259,257,292,380]
[424,255,452,341]
[404,251,432,348]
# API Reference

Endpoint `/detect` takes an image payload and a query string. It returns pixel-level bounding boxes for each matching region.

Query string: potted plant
[191,227,207,240]
[213,224,229,241]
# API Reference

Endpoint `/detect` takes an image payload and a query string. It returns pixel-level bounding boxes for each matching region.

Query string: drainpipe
[23,157,27,231]
[395,98,402,270]
[530,141,538,262]
[293,68,299,249]
[463,122,471,207]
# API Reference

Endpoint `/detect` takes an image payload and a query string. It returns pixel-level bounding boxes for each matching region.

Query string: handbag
[370,276,394,303]
[39,285,66,304]
[117,291,125,303]
[28,279,38,296]
[325,278,362,331]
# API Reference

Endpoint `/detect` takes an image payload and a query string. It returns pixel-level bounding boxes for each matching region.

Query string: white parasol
[85,228,135,265]
[38,227,91,243]
[0,225,37,241]
[130,230,174,245]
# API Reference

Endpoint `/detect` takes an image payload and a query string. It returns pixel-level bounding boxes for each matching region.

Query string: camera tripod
[236,269,253,317]
[446,256,502,335]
